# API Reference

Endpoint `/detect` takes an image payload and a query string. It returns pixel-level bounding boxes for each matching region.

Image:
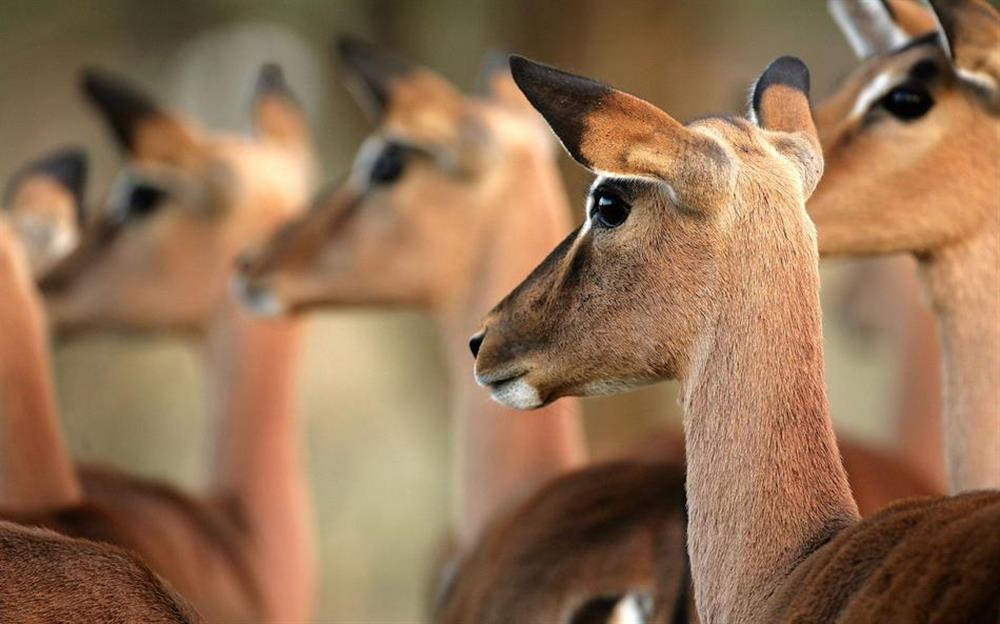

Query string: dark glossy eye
[880,82,934,121]
[370,143,406,185]
[590,190,631,229]
[122,182,167,220]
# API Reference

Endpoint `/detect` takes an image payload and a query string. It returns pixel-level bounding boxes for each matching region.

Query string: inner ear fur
[751,56,824,197]
[81,69,205,168]
[509,55,733,212]
[252,63,311,148]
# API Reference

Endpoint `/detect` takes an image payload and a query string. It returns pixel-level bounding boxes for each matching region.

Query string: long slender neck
[0,228,81,511]
[680,211,858,623]
[439,149,587,548]
[889,266,947,492]
[921,226,1000,492]
[204,299,314,621]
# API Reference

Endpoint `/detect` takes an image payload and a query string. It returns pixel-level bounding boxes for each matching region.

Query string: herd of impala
[0,0,997,622]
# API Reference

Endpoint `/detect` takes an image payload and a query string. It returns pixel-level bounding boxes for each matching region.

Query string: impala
[20,64,317,622]
[813,0,1000,492]
[472,54,999,623]
[236,40,937,623]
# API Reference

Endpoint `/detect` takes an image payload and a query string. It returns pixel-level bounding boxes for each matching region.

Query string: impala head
[2,148,86,278]
[471,56,823,409]
[40,64,314,333]
[235,38,558,316]
[811,0,1000,256]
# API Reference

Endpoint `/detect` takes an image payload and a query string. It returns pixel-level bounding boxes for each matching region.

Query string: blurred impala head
[234,38,560,316]
[2,148,87,278]
[40,64,314,333]
[810,0,999,256]
[471,56,823,409]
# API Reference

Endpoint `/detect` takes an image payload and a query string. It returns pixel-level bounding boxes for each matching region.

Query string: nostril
[469,331,485,358]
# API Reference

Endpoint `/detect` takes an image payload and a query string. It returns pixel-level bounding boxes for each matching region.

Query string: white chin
[489,378,543,410]
[232,277,286,317]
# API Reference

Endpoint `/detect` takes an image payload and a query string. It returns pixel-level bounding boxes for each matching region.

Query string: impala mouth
[474,368,543,410]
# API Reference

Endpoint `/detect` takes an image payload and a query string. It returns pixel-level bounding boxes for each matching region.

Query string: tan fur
[810,0,1000,491]
[31,68,317,621]
[0,221,81,511]
[474,57,999,623]
[238,48,587,549]
[0,520,203,623]
[438,461,695,624]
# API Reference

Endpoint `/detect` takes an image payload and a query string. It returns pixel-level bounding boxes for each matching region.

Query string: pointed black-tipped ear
[508,55,611,167]
[252,63,310,146]
[80,69,160,152]
[510,55,734,212]
[929,0,1000,91]
[335,35,416,119]
[751,56,813,132]
[81,68,205,167]
[751,56,823,196]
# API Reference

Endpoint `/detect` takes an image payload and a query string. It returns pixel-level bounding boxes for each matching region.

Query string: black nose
[469,331,485,358]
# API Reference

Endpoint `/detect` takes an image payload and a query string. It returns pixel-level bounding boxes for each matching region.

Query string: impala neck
[920,225,1000,492]
[438,149,587,548]
[203,299,314,620]
[680,213,859,623]
[0,229,81,511]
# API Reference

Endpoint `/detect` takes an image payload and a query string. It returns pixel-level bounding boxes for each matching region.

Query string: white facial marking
[488,377,542,410]
[352,135,388,190]
[851,71,896,119]
[957,67,999,94]
[231,275,286,316]
[608,593,651,624]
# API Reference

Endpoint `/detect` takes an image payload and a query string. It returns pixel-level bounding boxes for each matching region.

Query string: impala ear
[885,0,938,37]
[251,63,310,147]
[828,0,910,58]
[81,69,205,168]
[929,0,1000,94]
[510,55,732,212]
[751,56,823,197]
[4,148,88,225]
[335,36,417,119]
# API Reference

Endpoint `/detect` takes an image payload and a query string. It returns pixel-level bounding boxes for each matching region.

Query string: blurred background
[0,0,961,621]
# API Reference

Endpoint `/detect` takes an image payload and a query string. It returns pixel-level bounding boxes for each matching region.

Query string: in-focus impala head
[811,0,999,256]
[2,148,87,278]
[471,55,824,409]
[40,64,314,333]
[235,38,560,316]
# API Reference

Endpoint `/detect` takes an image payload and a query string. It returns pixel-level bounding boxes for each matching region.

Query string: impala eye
[120,182,167,220]
[370,143,406,185]
[880,82,934,121]
[590,189,631,229]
